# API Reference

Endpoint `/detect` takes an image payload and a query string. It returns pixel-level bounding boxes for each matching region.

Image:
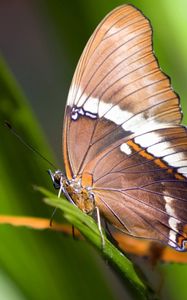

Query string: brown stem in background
[0,215,186,264]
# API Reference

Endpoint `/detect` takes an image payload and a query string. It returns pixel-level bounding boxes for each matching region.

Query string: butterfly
[49,4,187,251]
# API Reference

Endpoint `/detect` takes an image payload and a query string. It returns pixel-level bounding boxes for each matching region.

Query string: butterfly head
[48,170,95,214]
[48,169,65,190]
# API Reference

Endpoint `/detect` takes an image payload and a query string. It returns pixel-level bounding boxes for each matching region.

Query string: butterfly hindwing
[82,127,187,251]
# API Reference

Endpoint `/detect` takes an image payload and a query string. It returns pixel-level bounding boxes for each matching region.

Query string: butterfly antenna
[4,121,57,169]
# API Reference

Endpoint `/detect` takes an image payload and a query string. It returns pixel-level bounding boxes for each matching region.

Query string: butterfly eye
[48,169,64,189]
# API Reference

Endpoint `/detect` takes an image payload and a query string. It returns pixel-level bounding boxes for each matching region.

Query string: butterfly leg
[58,177,63,198]
[95,206,105,249]
[49,207,58,227]
[50,177,63,226]
[49,176,63,226]
[104,220,119,247]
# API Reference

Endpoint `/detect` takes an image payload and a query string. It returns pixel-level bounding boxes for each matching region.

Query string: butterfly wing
[81,126,187,250]
[63,4,181,178]
[63,4,187,250]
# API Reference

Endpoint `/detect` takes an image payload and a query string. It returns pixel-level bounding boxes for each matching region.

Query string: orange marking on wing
[127,140,186,180]
[63,122,73,180]
[127,140,153,160]
[154,158,167,168]
[128,141,163,168]
[174,225,187,250]
[175,173,185,180]
[81,172,93,188]
[183,224,187,234]
[177,236,185,249]
[140,150,153,160]
[127,140,142,152]
[178,225,187,250]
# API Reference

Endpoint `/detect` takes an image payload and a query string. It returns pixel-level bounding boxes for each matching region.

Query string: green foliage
[1,1,187,299]
[0,56,116,300]
[38,186,149,299]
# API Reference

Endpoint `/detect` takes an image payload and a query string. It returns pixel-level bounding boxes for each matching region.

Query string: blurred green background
[0,0,187,299]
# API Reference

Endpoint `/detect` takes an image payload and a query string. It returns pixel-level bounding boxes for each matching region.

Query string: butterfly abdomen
[65,179,95,214]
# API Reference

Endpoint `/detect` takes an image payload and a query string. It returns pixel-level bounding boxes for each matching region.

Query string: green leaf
[38,186,150,300]
[0,55,117,300]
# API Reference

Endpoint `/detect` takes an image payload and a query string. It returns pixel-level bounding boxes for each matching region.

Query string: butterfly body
[51,4,187,251]
[64,178,95,214]
[50,170,95,214]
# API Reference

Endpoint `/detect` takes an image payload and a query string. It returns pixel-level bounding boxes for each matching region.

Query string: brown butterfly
[49,4,187,251]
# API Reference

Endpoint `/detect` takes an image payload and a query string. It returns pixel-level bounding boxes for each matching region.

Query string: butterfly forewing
[63,4,187,251]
